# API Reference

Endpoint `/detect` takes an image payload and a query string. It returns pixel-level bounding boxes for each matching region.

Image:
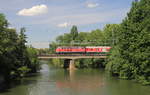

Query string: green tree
[0,13,8,30]
[0,14,16,80]
[0,13,40,80]
[106,0,150,85]
[103,24,120,46]
[26,46,40,73]
[70,25,78,41]
[87,29,104,46]
[16,27,28,67]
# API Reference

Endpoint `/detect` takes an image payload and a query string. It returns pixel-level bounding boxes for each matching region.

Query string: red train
[56,46,111,54]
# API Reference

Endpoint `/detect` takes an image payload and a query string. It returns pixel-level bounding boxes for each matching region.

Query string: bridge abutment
[63,59,76,70]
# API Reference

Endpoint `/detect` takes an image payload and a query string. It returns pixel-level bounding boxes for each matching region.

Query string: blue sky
[0,0,134,48]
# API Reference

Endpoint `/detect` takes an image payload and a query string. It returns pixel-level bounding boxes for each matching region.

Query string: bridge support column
[69,59,76,70]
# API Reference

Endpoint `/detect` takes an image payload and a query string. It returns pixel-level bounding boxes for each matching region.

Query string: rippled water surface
[0,63,150,95]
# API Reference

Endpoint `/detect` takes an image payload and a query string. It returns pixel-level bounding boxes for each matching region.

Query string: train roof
[57,46,84,48]
[57,46,111,49]
[86,46,111,48]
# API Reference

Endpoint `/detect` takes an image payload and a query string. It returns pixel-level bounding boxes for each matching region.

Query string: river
[0,63,150,95]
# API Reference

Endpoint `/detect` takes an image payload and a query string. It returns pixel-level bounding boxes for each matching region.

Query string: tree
[103,24,120,46]
[106,0,150,85]
[26,46,40,73]
[87,29,104,46]
[70,25,78,41]
[0,13,8,30]
[16,28,28,67]
[0,13,40,80]
[0,14,15,80]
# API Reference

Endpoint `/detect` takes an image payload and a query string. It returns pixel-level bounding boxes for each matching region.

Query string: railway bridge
[38,54,107,70]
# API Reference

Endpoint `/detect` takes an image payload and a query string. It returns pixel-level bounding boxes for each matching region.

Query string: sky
[0,0,134,48]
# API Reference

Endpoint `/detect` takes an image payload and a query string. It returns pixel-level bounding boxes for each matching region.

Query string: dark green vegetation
[106,0,150,85]
[0,14,40,82]
[49,0,150,85]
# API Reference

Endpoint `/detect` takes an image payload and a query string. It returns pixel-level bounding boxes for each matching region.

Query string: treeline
[49,0,150,85]
[56,25,119,46]
[0,13,39,82]
[49,24,119,53]
[106,0,150,85]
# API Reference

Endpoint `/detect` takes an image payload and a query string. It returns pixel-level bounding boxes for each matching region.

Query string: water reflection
[28,65,106,95]
[56,69,105,93]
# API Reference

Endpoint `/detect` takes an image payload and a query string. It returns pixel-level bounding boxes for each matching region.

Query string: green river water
[0,63,150,95]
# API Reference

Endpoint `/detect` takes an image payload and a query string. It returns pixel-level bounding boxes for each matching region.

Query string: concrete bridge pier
[69,59,76,70]
[63,59,76,70]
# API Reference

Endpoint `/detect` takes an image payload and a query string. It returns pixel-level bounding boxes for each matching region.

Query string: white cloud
[57,22,69,28]
[86,3,99,8]
[17,4,48,16]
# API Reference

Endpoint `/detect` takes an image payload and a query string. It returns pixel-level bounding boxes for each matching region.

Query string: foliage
[103,24,121,46]
[49,59,64,68]
[27,46,40,73]
[37,48,51,54]
[106,0,150,85]
[70,25,78,41]
[50,24,117,49]
[17,66,31,77]
[0,13,39,81]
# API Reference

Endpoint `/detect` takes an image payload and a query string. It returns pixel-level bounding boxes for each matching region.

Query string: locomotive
[55,46,111,54]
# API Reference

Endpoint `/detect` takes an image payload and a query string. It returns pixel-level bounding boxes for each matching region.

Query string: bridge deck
[38,54,107,59]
